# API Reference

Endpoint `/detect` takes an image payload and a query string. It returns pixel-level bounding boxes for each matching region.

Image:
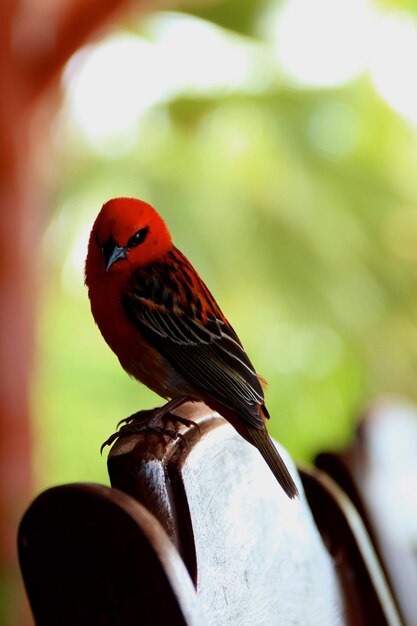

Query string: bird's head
[85,197,172,280]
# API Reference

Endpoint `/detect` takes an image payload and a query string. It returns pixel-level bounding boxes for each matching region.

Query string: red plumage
[85,197,298,499]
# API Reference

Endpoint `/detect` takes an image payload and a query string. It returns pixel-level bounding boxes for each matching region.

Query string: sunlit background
[33,0,417,491]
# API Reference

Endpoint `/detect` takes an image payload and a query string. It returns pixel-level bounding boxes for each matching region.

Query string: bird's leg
[101,396,200,453]
[117,396,194,428]
[149,396,195,425]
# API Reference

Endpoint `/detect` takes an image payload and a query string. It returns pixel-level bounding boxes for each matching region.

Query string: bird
[85,197,299,499]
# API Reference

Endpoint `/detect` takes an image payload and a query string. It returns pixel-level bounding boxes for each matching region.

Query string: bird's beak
[103,237,127,271]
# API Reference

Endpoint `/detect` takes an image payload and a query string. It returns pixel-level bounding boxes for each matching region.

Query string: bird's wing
[122,252,265,429]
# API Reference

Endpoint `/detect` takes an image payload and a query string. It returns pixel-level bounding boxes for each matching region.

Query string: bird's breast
[88,276,193,399]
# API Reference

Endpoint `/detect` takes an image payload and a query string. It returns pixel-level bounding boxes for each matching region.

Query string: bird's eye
[126,227,149,249]
[93,231,101,246]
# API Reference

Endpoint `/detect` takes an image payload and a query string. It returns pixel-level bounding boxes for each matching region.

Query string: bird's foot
[101,397,200,453]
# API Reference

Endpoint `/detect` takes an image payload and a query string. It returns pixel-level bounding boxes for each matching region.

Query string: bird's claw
[172,414,202,435]
[100,431,120,454]
[151,425,187,443]
[116,409,151,429]
[101,408,199,454]
[117,416,130,428]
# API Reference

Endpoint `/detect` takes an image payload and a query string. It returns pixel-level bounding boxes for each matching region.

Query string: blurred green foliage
[33,0,417,490]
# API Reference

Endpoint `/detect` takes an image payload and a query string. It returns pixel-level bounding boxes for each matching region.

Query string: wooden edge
[107,401,225,583]
[316,398,417,626]
[315,449,383,576]
[300,466,403,626]
[315,450,370,524]
[18,483,206,626]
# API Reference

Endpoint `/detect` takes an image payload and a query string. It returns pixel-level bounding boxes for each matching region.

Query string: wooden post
[0,1,141,623]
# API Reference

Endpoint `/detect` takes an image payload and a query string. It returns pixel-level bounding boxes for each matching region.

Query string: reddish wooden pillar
[0,1,140,623]
[0,5,36,625]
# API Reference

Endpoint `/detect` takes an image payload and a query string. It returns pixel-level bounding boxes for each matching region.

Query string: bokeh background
[35,0,417,483]
[3,0,417,623]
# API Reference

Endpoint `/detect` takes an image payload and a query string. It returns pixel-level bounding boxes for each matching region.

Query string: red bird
[85,197,298,499]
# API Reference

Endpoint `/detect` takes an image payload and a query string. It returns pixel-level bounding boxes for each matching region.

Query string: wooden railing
[18,399,415,625]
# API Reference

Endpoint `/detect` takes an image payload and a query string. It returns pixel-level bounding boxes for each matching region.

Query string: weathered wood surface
[108,401,400,626]
[301,467,402,626]
[18,483,205,626]
[317,398,417,626]
[18,400,403,625]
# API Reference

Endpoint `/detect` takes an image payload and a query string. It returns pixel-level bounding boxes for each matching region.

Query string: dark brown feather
[122,247,265,430]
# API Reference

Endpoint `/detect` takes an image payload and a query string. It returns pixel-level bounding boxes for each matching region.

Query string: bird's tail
[247,426,299,499]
